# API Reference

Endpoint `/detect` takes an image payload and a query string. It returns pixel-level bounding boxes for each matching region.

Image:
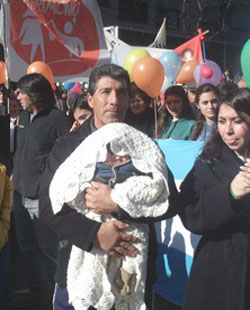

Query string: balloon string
[154,98,158,138]
[202,40,206,60]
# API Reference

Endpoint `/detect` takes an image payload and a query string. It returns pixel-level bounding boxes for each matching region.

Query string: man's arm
[85,167,180,223]
[39,137,139,256]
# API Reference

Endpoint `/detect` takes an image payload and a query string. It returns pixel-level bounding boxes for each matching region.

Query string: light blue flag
[154,140,203,305]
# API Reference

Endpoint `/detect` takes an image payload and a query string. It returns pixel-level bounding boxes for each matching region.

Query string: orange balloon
[176,60,199,84]
[27,61,55,90]
[0,62,7,84]
[132,57,164,98]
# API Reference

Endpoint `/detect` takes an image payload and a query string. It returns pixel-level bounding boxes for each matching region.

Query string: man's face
[87,76,129,129]
[16,89,34,112]
[10,99,20,118]
[0,89,4,104]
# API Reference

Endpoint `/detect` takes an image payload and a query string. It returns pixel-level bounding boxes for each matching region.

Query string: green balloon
[241,39,250,89]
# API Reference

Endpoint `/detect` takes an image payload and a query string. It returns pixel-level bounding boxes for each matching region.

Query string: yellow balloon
[123,49,151,82]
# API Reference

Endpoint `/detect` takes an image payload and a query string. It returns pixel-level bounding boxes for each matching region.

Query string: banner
[111,44,172,68]
[0,0,110,82]
[174,29,204,62]
[155,140,204,305]
[104,26,128,53]
[148,18,167,48]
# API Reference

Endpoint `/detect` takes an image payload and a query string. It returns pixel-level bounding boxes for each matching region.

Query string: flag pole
[1,2,11,113]
[154,98,158,138]
[198,29,210,87]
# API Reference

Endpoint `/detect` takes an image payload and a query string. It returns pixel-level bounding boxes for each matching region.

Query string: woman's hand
[230,163,250,199]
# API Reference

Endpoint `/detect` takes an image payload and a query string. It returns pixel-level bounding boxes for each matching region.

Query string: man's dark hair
[88,64,130,96]
[17,73,55,110]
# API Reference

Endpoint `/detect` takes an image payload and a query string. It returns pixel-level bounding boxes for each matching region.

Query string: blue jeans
[0,241,10,309]
[12,191,57,294]
[53,284,114,310]
[53,284,107,310]
[53,284,74,310]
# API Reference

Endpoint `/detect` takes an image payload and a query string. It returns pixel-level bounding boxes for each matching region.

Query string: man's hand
[85,181,119,214]
[93,221,139,259]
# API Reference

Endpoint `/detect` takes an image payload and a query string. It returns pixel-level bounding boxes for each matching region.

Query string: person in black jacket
[12,73,71,307]
[179,88,250,310]
[39,64,179,310]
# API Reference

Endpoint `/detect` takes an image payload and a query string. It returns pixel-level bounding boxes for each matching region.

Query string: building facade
[98,0,250,75]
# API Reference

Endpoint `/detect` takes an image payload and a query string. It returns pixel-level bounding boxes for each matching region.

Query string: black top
[125,106,155,138]
[13,107,71,198]
[39,117,180,307]
[179,144,250,310]
[0,115,10,161]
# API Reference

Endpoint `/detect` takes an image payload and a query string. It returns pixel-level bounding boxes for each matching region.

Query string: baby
[49,123,170,310]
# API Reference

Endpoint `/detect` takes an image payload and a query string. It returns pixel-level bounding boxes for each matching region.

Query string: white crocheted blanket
[49,123,170,310]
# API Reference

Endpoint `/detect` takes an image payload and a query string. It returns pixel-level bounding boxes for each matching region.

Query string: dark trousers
[152,293,182,310]
[12,191,57,294]
[0,241,10,309]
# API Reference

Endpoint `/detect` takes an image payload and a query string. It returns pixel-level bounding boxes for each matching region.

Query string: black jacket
[0,115,10,160]
[39,118,179,307]
[13,107,71,198]
[125,106,155,138]
[179,144,250,310]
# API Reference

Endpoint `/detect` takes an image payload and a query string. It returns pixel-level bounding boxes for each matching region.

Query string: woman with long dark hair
[157,85,195,140]
[191,84,220,142]
[179,88,250,310]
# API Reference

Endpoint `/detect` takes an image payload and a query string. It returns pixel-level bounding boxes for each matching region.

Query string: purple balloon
[194,60,222,86]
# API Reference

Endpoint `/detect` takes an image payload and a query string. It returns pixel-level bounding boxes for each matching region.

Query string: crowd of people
[0,63,249,310]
